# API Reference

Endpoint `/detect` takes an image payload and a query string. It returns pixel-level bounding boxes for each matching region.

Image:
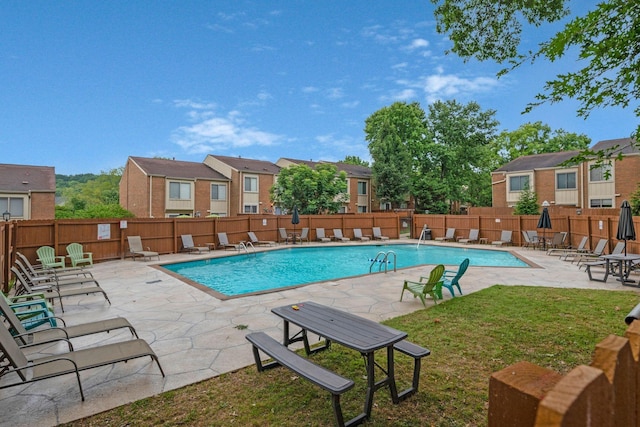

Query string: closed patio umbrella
[537,206,552,250]
[616,200,636,256]
[291,205,300,244]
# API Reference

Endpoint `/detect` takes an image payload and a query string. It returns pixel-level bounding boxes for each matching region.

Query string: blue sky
[1,1,636,175]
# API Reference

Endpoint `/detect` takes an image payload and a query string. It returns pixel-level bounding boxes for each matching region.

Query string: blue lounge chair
[440,258,470,298]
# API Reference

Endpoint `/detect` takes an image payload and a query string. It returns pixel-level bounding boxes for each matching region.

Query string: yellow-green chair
[66,243,93,267]
[36,245,66,269]
[400,264,445,307]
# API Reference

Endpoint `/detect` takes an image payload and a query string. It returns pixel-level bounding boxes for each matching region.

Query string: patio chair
[0,320,164,401]
[0,294,137,349]
[247,231,276,246]
[14,259,99,289]
[2,292,58,330]
[570,238,608,265]
[458,229,479,244]
[65,243,93,267]
[372,227,389,241]
[435,228,456,242]
[278,228,293,244]
[298,227,310,244]
[441,258,470,298]
[11,266,111,312]
[127,236,160,261]
[491,230,512,246]
[353,228,370,241]
[217,232,241,250]
[315,228,331,242]
[181,234,211,254]
[332,229,350,242]
[527,230,542,249]
[400,264,445,307]
[36,246,66,269]
[578,241,625,269]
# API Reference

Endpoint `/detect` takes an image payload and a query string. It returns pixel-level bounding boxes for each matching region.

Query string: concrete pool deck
[1,240,637,427]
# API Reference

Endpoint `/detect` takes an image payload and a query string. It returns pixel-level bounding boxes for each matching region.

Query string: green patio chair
[1,293,57,330]
[66,243,93,267]
[400,264,445,307]
[441,258,470,298]
[36,245,66,269]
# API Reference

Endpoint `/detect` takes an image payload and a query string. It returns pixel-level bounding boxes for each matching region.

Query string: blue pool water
[162,244,528,297]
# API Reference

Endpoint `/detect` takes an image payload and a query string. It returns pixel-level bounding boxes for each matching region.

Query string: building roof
[280,158,372,178]
[493,151,581,173]
[208,155,281,175]
[591,137,639,155]
[129,157,229,181]
[0,163,55,192]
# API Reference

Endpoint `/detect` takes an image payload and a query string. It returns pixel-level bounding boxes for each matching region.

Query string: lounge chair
[278,228,293,244]
[298,227,310,244]
[0,320,164,401]
[17,252,93,278]
[36,246,66,269]
[441,258,470,298]
[372,227,389,241]
[492,230,512,246]
[127,236,160,261]
[332,229,350,242]
[217,232,241,250]
[458,229,479,244]
[526,231,542,249]
[11,266,111,312]
[14,259,99,289]
[435,228,456,242]
[0,295,137,349]
[247,231,276,246]
[570,238,607,265]
[546,232,568,250]
[65,243,93,267]
[353,228,370,241]
[181,234,211,254]
[557,236,589,260]
[315,228,331,243]
[578,241,625,269]
[400,264,445,307]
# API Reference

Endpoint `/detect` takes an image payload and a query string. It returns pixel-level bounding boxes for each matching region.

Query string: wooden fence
[488,320,640,426]
[2,212,638,293]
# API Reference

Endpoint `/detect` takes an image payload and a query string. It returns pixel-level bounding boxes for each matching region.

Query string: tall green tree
[414,100,498,213]
[341,156,369,167]
[492,122,591,164]
[270,164,349,214]
[432,0,640,154]
[365,102,426,208]
[513,188,539,215]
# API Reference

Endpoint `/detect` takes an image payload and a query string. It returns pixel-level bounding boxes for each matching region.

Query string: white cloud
[392,70,500,104]
[326,87,344,99]
[302,86,319,93]
[407,38,429,50]
[172,104,282,154]
[341,100,360,108]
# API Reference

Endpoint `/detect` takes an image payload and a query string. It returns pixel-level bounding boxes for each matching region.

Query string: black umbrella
[537,206,552,250]
[616,200,636,256]
[291,205,300,244]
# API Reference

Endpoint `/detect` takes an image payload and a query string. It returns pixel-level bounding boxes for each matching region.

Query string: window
[211,184,226,200]
[243,204,258,214]
[590,198,613,208]
[509,175,529,191]
[589,164,612,182]
[169,182,191,200]
[556,172,576,189]
[357,206,367,213]
[0,197,24,217]
[357,181,367,195]
[244,176,257,192]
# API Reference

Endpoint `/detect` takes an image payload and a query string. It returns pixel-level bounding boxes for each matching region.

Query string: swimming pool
[161,244,529,298]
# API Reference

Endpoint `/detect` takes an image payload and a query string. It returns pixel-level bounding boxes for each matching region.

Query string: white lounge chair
[492,231,512,246]
[315,228,331,243]
[353,228,370,241]
[372,227,389,241]
[181,234,210,254]
[127,236,160,261]
[435,228,456,242]
[332,229,350,242]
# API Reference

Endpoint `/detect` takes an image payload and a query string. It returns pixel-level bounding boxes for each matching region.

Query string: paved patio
[1,240,636,427]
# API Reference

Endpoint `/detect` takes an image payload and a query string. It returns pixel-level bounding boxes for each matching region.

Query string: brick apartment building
[492,138,640,209]
[0,163,56,220]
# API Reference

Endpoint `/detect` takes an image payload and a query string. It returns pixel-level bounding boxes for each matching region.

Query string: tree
[432,0,640,154]
[491,122,591,164]
[513,188,539,215]
[365,102,425,209]
[341,156,369,167]
[414,100,498,213]
[270,164,349,214]
[55,168,127,219]
[630,184,640,217]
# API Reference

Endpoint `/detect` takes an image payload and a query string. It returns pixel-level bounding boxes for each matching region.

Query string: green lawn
[66,285,638,426]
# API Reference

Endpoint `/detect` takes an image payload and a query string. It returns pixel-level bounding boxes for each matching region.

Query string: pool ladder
[369,251,396,273]
[239,241,257,256]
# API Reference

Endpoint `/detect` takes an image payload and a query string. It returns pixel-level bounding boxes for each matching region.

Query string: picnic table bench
[246,332,355,426]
